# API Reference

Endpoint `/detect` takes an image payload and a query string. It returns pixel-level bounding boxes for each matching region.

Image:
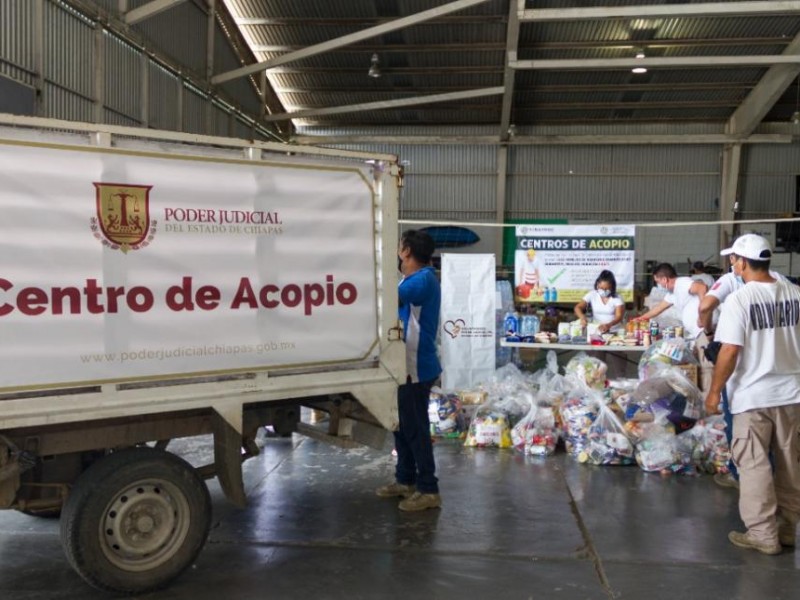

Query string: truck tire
[59,447,211,594]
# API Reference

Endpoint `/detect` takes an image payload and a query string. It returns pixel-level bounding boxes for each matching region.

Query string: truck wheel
[59,447,211,594]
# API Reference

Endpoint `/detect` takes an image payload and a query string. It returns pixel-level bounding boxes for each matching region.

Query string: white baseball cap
[720,233,772,260]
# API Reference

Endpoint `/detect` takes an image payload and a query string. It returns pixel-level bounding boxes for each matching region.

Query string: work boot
[375,482,415,499]
[398,491,441,512]
[713,472,740,490]
[728,531,782,555]
[777,515,797,547]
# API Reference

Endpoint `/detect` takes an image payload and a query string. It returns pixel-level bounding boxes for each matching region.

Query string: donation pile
[445,341,730,477]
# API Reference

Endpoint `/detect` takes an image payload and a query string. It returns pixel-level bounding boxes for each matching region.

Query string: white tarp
[440,253,496,391]
[0,140,379,389]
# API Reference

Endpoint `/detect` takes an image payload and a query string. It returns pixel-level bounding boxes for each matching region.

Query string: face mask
[597,289,611,298]
[735,275,744,285]
[398,257,404,273]
[656,283,667,291]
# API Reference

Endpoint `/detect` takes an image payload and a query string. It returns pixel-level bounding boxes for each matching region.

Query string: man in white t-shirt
[699,266,787,335]
[636,263,708,338]
[697,260,787,488]
[691,261,716,289]
[706,234,800,556]
[635,263,713,392]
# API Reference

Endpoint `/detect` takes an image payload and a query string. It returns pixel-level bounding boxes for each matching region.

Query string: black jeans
[394,377,439,494]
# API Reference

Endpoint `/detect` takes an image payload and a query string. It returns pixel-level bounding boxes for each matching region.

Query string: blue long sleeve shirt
[398,266,441,383]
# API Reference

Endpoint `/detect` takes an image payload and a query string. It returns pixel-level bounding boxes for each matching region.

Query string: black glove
[704,341,722,364]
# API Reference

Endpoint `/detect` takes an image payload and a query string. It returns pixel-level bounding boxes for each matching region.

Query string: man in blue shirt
[376,230,442,511]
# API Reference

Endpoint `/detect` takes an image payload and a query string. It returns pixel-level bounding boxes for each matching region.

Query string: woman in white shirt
[574,270,625,333]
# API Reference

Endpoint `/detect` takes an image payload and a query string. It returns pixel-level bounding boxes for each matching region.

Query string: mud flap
[212,407,247,509]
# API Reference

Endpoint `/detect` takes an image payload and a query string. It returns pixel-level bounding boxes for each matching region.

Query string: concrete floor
[1,433,799,600]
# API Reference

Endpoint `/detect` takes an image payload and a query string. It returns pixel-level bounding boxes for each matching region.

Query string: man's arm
[634,300,672,322]
[705,343,741,415]
[697,294,721,333]
[689,280,708,301]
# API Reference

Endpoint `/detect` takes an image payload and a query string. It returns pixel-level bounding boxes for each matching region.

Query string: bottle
[520,314,540,341]
[504,310,520,340]
[550,287,558,302]
[543,287,552,303]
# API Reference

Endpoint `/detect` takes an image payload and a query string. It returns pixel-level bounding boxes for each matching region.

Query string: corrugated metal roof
[220,0,800,129]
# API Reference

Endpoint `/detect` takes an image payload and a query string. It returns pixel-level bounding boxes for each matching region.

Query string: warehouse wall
[0,0,267,140]
[299,125,800,283]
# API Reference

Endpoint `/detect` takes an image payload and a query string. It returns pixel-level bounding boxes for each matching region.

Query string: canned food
[649,319,660,338]
[675,325,684,338]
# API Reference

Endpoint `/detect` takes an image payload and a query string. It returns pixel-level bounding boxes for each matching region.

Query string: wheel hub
[100,480,190,572]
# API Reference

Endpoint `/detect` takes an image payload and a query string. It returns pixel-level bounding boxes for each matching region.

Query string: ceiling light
[368,53,381,78]
[632,49,647,74]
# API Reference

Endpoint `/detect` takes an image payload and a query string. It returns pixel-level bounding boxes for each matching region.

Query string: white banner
[440,254,496,391]
[514,224,636,304]
[0,140,379,389]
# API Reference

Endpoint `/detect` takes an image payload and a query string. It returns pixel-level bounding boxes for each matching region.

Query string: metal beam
[0,113,398,162]
[291,134,792,146]
[125,0,187,25]
[499,0,523,141]
[719,144,743,251]
[510,55,800,70]
[275,82,755,94]
[522,1,800,22]
[495,146,508,264]
[206,0,215,83]
[248,37,794,54]
[727,33,800,136]
[212,0,494,84]
[263,87,504,122]
[33,0,44,116]
[93,22,104,123]
[234,15,506,26]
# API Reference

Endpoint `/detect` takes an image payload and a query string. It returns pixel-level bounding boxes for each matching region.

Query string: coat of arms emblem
[91,183,156,253]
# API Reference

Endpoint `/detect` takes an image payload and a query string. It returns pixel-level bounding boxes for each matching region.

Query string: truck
[0,114,405,594]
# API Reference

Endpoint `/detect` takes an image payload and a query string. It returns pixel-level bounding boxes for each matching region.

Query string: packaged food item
[565,352,608,389]
[428,391,463,437]
[511,404,560,456]
[559,390,601,457]
[638,338,698,380]
[580,402,635,466]
[464,410,513,448]
[569,320,584,338]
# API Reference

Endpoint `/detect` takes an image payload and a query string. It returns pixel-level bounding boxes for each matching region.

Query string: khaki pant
[732,404,800,544]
